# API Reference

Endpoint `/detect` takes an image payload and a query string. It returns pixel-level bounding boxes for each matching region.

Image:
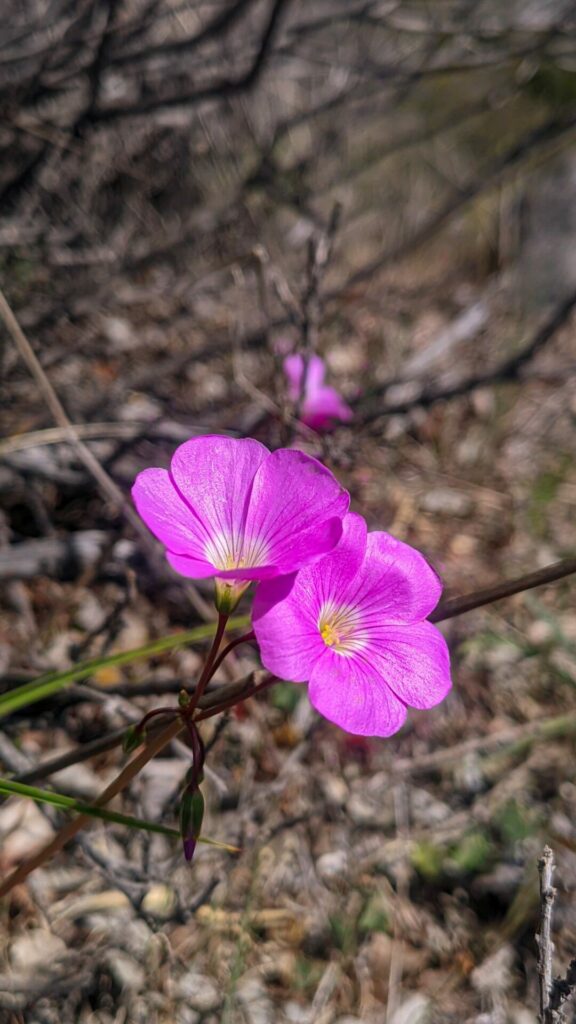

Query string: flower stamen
[321,622,340,647]
[318,602,365,655]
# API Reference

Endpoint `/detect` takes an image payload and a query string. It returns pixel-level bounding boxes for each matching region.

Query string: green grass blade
[0,614,250,719]
[0,778,240,851]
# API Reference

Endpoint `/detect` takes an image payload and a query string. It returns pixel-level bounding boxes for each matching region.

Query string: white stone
[105,950,146,992]
[388,995,430,1024]
[316,850,349,882]
[10,930,67,971]
[175,973,221,1013]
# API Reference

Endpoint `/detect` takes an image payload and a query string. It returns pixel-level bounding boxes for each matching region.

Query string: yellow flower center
[205,533,270,571]
[318,602,365,656]
[321,622,340,647]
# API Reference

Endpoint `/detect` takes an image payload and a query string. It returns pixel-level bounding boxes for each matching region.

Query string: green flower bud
[122,724,144,754]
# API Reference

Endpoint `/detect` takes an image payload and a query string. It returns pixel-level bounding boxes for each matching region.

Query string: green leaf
[449,831,493,873]
[0,615,250,719]
[493,798,540,846]
[270,681,302,713]
[358,894,391,935]
[0,778,239,851]
[411,840,444,880]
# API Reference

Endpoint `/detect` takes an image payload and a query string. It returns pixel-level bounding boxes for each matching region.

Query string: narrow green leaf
[0,777,179,836]
[0,614,250,719]
[0,778,240,851]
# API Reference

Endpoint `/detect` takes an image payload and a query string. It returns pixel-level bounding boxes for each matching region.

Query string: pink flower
[252,513,451,737]
[132,435,349,583]
[284,353,353,431]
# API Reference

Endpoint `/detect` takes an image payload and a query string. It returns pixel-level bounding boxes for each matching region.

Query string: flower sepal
[122,723,145,754]
[214,578,250,614]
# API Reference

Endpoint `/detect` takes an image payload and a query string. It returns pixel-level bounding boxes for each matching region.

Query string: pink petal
[170,435,268,568]
[253,573,326,681]
[132,468,213,567]
[346,531,443,624]
[253,512,364,679]
[284,353,326,401]
[245,449,349,574]
[308,649,408,737]
[369,621,451,709]
[252,514,367,679]
[302,387,353,430]
[167,551,239,579]
[302,512,367,609]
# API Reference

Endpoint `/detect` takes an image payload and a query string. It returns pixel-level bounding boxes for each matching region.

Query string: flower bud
[122,724,144,754]
[179,786,205,863]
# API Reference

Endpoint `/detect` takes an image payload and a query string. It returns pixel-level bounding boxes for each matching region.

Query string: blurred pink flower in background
[284,353,353,431]
[253,513,451,737]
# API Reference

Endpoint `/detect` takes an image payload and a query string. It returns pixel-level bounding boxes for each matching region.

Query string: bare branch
[357,286,576,427]
[432,556,576,624]
[538,846,556,1022]
[93,0,289,122]
[0,286,212,620]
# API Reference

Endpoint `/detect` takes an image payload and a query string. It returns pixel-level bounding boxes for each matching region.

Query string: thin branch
[0,670,273,897]
[108,0,258,68]
[9,675,261,786]
[0,288,143,534]
[94,0,288,121]
[548,960,576,1021]
[0,715,184,899]
[0,287,212,620]
[357,287,576,425]
[337,111,576,298]
[431,556,576,623]
[391,711,576,777]
[294,203,342,423]
[536,848,576,1023]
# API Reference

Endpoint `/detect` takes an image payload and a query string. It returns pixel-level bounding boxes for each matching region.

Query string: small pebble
[105,950,146,992]
[316,850,349,882]
[174,973,221,1013]
[420,488,473,517]
[10,930,67,971]
[388,995,430,1024]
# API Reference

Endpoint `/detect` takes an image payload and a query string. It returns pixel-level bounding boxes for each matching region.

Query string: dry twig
[537,846,576,1024]
[0,286,212,620]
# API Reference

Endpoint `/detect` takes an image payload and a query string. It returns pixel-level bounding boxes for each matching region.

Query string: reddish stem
[207,630,256,679]
[187,612,229,714]
[135,706,179,732]
[194,673,275,723]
